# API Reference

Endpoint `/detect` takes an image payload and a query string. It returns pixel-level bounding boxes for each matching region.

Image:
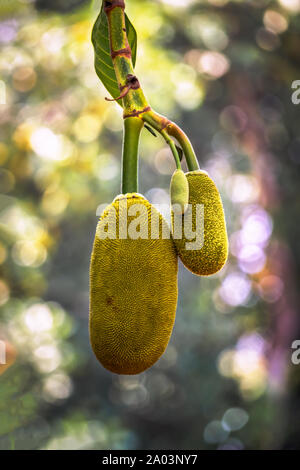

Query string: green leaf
[92,5,137,105]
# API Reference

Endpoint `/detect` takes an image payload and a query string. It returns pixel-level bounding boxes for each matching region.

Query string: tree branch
[104,0,200,171]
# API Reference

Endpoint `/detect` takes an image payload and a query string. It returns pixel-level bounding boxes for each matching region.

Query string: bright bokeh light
[238,244,266,274]
[263,10,288,34]
[227,174,260,204]
[174,80,204,110]
[12,239,47,267]
[0,206,46,239]
[233,334,268,398]
[43,373,73,402]
[217,334,268,398]
[41,28,66,54]
[30,127,62,160]
[24,304,53,333]
[198,51,230,79]
[240,208,273,246]
[219,272,252,307]
[34,344,62,373]
[278,0,300,13]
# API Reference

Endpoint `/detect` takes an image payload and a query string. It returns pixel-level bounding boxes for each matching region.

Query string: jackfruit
[89,193,178,375]
[172,170,228,276]
[170,169,189,214]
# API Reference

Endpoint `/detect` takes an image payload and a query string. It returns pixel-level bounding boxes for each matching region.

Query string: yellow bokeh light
[73,114,103,143]
[70,21,91,44]
[13,122,34,151]
[41,187,70,216]
[217,339,268,399]
[12,240,47,267]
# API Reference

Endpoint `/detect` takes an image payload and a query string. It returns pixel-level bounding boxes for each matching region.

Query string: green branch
[104,1,149,117]
[122,116,143,193]
[103,0,200,175]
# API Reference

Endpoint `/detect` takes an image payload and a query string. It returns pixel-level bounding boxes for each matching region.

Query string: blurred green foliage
[0,0,300,450]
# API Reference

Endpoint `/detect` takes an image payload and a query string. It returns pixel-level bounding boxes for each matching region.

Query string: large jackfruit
[172,170,228,276]
[90,193,178,375]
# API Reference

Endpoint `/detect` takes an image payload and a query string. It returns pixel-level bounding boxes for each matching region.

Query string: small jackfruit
[170,169,189,214]
[89,193,178,375]
[172,170,228,276]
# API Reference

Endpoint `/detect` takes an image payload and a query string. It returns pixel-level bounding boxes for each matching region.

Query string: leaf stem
[122,116,144,194]
[167,121,199,171]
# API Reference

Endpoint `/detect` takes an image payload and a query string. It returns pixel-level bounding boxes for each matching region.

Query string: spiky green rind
[90,194,178,375]
[172,170,228,276]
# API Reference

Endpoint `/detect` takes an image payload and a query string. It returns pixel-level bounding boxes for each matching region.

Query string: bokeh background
[1,0,300,450]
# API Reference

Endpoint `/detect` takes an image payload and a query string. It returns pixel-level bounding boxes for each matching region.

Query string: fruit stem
[122,116,144,194]
[161,130,181,170]
[167,121,199,171]
[142,109,199,171]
